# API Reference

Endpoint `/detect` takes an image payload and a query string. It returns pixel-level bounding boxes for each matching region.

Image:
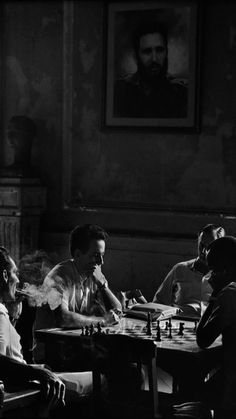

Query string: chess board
[36,317,221,353]
[105,318,203,352]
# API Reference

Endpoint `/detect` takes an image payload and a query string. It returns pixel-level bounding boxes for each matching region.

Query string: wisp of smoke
[17,250,62,310]
[17,278,62,310]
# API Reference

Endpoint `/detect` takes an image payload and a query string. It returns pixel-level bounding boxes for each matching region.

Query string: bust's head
[2,115,37,176]
[7,115,36,149]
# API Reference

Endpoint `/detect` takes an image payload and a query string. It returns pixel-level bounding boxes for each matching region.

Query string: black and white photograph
[105,1,199,128]
[0,1,235,419]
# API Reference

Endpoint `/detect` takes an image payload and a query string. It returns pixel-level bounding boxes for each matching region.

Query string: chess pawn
[146,312,152,336]
[168,318,172,339]
[97,322,102,334]
[89,324,94,335]
[156,320,161,342]
[178,322,184,336]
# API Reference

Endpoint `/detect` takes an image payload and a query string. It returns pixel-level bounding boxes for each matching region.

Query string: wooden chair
[0,380,49,418]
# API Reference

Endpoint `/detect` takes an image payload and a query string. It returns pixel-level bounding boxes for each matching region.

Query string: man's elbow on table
[196,332,212,349]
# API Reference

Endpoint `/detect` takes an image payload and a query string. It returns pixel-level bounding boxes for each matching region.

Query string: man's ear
[2,270,9,284]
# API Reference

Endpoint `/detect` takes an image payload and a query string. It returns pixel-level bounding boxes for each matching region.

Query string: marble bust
[1,115,36,178]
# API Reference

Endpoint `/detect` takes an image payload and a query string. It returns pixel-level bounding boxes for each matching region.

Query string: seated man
[196,236,236,419]
[36,224,142,405]
[153,224,225,316]
[40,223,122,329]
[0,246,66,411]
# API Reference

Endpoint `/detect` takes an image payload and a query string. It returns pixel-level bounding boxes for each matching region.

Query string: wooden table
[35,316,222,418]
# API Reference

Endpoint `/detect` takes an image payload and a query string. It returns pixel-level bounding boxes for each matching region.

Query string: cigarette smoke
[20,278,62,310]
[18,250,62,310]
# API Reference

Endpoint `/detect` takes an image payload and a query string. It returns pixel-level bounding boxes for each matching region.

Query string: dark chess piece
[156,320,161,342]
[85,325,90,336]
[165,321,169,331]
[89,324,94,336]
[178,322,185,336]
[97,322,102,335]
[168,318,172,339]
[146,312,152,336]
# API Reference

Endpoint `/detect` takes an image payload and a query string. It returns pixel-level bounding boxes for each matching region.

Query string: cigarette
[15,289,32,297]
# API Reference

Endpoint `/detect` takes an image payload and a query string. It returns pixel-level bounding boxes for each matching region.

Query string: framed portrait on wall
[104,1,200,129]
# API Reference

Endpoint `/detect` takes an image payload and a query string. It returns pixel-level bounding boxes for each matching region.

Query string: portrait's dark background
[1,1,236,300]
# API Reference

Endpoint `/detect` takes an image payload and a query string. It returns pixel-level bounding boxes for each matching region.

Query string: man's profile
[114,21,188,118]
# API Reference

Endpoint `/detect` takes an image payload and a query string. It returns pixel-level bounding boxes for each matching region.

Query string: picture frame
[104,1,200,129]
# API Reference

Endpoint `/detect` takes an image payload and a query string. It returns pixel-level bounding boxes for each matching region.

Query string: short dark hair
[207,236,236,272]
[133,21,168,57]
[69,224,108,257]
[198,224,225,239]
[0,246,12,277]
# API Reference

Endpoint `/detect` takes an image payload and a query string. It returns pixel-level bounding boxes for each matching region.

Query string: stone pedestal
[0,177,47,262]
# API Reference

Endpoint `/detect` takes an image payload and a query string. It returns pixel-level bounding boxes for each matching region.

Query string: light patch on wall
[229,24,236,49]
[82,83,94,98]
[41,16,57,29]
[202,108,223,128]
[217,122,234,138]
[79,39,98,73]
[174,133,227,206]
[80,106,97,141]
[7,56,31,113]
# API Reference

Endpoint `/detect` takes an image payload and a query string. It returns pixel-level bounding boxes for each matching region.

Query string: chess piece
[81,326,85,336]
[89,323,94,336]
[85,325,89,336]
[178,322,184,336]
[156,320,161,342]
[97,322,102,335]
[165,321,169,331]
[168,318,172,339]
[146,312,152,336]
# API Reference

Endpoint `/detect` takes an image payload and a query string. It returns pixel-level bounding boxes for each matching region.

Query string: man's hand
[6,297,24,324]
[104,309,121,325]
[31,366,66,408]
[92,266,107,287]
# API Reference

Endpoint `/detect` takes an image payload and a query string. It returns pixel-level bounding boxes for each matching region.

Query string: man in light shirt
[153,224,225,317]
[41,223,122,329]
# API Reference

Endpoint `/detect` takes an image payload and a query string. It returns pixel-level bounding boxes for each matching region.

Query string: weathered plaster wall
[2,1,236,296]
[70,2,236,211]
[4,2,63,208]
[3,1,236,213]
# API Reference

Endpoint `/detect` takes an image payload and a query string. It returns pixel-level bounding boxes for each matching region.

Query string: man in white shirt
[153,224,225,317]
[41,223,122,329]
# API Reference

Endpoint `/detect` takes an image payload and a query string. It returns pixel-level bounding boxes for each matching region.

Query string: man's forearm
[99,286,122,312]
[55,307,105,328]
